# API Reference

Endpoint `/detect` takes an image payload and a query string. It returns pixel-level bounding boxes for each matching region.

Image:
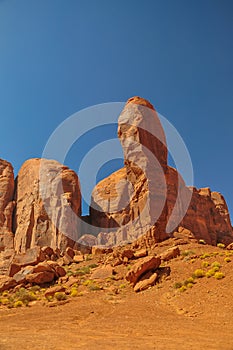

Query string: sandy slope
[0,242,233,350]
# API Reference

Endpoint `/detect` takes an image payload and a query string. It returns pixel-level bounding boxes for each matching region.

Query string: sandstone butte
[0,96,232,271]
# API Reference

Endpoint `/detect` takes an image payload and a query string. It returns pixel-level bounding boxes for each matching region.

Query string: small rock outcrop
[14,158,81,253]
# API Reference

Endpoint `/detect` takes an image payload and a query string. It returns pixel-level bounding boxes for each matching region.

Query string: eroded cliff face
[89,97,233,247]
[90,97,169,246]
[13,158,81,253]
[0,159,15,252]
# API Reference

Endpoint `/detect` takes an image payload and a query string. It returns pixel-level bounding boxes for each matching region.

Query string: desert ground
[0,239,233,350]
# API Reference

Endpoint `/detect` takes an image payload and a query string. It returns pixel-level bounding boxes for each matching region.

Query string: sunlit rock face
[89,97,233,248]
[13,158,81,253]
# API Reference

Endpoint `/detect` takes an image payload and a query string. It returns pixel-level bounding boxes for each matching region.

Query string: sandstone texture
[89,97,233,248]
[90,97,169,246]
[125,255,161,286]
[0,159,15,251]
[14,158,81,253]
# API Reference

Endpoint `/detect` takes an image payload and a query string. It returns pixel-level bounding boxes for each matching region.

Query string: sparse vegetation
[217,243,225,249]
[214,272,225,280]
[202,261,210,268]
[174,282,183,289]
[181,250,195,257]
[193,269,205,278]
[224,257,231,263]
[199,239,206,245]
[54,292,67,301]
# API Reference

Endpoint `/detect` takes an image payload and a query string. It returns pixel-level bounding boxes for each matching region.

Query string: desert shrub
[181,250,195,257]
[217,243,225,249]
[224,257,231,263]
[88,283,101,291]
[200,253,211,259]
[199,239,206,245]
[184,277,195,286]
[76,266,91,276]
[70,288,78,297]
[29,285,41,293]
[2,291,8,297]
[54,292,67,301]
[193,269,205,278]
[0,298,9,305]
[88,263,98,269]
[206,269,216,278]
[82,279,93,286]
[214,272,225,280]
[187,283,193,288]
[174,282,183,289]
[202,261,210,268]
[85,254,93,261]
[14,300,23,308]
[119,284,126,289]
[15,288,37,306]
[179,286,187,292]
[66,270,74,277]
[211,262,221,268]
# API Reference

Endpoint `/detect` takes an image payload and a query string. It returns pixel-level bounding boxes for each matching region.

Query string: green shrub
[200,253,211,259]
[211,261,221,268]
[199,239,206,245]
[184,277,195,286]
[202,261,210,268]
[13,300,23,308]
[88,283,101,291]
[82,279,93,286]
[88,263,98,269]
[179,286,187,292]
[217,243,225,249]
[54,292,67,301]
[70,288,78,297]
[206,269,216,277]
[181,250,195,257]
[0,298,9,305]
[15,288,37,306]
[214,272,225,280]
[193,269,205,278]
[76,266,91,275]
[174,282,183,289]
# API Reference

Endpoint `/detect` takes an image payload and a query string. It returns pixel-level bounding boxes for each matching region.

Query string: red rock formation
[90,97,233,247]
[14,158,81,253]
[0,159,15,252]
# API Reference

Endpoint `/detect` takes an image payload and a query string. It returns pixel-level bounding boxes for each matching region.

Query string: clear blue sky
[0,0,232,218]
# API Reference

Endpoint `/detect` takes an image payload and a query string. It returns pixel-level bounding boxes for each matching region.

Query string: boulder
[8,247,46,277]
[126,255,161,286]
[26,271,55,284]
[227,242,233,250]
[90,265,114,280]
[134,248,147,258]
[0,275,17,292]
[159,246,180,261]
[134,272,158,292]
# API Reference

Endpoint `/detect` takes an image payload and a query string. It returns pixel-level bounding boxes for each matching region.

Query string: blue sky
[0,0,232,218]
